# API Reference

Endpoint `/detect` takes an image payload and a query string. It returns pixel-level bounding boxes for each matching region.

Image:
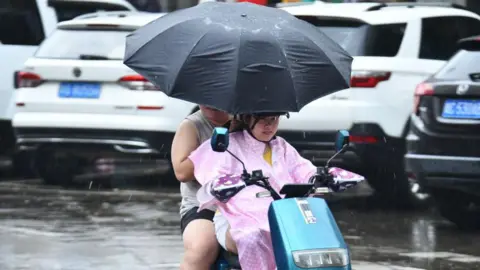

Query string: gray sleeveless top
[179,110,215,217]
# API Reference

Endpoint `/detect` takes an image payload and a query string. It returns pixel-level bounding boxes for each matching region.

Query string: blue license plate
[442,99,480,119]
[58,82,101,99]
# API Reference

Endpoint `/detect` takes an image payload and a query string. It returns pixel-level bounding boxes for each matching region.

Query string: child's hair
[229,115,251,133]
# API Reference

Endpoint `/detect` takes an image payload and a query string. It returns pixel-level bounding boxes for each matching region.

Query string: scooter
[209,128,365,270]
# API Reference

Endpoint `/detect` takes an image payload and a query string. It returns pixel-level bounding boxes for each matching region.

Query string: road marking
[353,261,425,270]
[400,252,480,263]
[344,235,362,240]
[0,225,64,237]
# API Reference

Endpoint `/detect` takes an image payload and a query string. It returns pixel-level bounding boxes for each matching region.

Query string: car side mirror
[211,127,229,152]
[334,130,350,153]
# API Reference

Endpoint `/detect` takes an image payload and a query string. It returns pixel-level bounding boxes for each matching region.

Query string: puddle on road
[1,181,480,269]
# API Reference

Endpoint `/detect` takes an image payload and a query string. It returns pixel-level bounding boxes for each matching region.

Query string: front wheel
[432,189,480,230]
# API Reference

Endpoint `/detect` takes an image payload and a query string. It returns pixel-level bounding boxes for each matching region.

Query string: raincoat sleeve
[188,139,242,185]
[189,139,243,210]
[283,139,317,183]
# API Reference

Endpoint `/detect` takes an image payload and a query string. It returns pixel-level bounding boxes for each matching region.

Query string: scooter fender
[268,197,351,270]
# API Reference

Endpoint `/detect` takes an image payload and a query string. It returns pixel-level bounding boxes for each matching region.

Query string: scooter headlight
[292,248,349,268]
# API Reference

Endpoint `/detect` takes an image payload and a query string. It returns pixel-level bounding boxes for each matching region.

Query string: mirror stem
[226,149,249,177]
[325,144,348,168]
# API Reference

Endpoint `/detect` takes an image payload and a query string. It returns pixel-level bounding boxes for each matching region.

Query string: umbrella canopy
[124,2,352,114]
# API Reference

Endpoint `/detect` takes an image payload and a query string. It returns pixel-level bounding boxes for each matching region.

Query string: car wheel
[365,155,429,209]
[433,189,480,230]
[12,151,37,179]
[35,150,75,186]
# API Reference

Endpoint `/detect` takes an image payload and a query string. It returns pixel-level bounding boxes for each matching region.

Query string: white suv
[0,0,137,178]
[279,2,480,204]
[13,12,198,185]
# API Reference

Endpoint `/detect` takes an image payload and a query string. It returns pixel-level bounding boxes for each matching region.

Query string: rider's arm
[283,139,317,183]
[189,136,242,186]
[171,120,199,182]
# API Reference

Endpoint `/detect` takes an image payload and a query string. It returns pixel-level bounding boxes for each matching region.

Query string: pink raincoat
[189,130,317,269]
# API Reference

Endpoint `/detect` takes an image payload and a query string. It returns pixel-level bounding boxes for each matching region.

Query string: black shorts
[180,207,215,234]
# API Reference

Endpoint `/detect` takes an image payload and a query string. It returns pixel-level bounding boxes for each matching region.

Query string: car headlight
[292,248,349,268]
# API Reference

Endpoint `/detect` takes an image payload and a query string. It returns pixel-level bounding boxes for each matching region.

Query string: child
[189,112,317,269]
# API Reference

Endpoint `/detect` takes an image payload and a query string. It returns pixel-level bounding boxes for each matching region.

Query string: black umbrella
[124,2,352,114]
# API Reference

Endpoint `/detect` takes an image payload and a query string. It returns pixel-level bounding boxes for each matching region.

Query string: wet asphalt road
[1,179,480,270]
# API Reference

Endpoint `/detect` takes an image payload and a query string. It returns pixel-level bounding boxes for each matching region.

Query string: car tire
[364,153,428,209]
[433,189,480,230]
[12,151,37,179]
[35,150,75,186]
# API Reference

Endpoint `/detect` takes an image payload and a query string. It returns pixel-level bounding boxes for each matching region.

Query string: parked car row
[2,1,480,228]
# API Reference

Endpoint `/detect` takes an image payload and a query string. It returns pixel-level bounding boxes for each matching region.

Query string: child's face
[248,116,280,142]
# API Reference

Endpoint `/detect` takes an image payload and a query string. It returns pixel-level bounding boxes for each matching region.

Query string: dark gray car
[405,35,480,230]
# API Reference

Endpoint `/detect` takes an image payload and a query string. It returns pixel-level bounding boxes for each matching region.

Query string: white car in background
[278,1,480,204]
[13,11,199,185]
[0,0,137,178]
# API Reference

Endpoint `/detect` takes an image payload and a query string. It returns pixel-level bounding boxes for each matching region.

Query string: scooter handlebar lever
[311,167,335,187]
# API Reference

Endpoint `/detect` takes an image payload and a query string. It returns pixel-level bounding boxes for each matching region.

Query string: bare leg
[181,219,219,270]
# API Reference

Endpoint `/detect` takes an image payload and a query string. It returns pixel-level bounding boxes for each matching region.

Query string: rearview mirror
[211,127,229,152]
[334,130,350,153]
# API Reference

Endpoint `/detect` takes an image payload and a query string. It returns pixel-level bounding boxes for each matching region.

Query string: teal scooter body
[269,197,351,270]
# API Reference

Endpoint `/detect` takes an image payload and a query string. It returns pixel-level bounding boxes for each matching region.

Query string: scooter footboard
[268,197,350,270]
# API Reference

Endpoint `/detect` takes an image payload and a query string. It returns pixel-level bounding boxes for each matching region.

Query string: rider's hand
[310,167,333,188]
[210,174,246,203]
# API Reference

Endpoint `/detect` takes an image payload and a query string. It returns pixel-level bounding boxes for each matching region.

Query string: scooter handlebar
[211,166,364,202]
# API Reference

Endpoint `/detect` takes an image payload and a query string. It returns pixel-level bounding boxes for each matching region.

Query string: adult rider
[171,105,231,270]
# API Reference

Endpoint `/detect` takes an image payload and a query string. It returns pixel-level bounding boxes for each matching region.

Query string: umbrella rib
[231,29,243,115]
[278,24,351,110]
[293,24,351,86]
[124,17,203,64]
[169,30,211,97]
[270,33,299,111]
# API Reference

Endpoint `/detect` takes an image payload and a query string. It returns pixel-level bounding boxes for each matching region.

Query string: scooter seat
[221,249,241,269]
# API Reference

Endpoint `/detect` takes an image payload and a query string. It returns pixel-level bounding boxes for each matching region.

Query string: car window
[434,50,480,81]
[0,0,45,46]
[294,16,405,57]
[34,29,130,60]
[363,23,406,57]
[295,16,367,56]
[420,16,480,61]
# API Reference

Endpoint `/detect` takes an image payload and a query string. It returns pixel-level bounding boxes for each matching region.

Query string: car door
[0,0,49,122]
